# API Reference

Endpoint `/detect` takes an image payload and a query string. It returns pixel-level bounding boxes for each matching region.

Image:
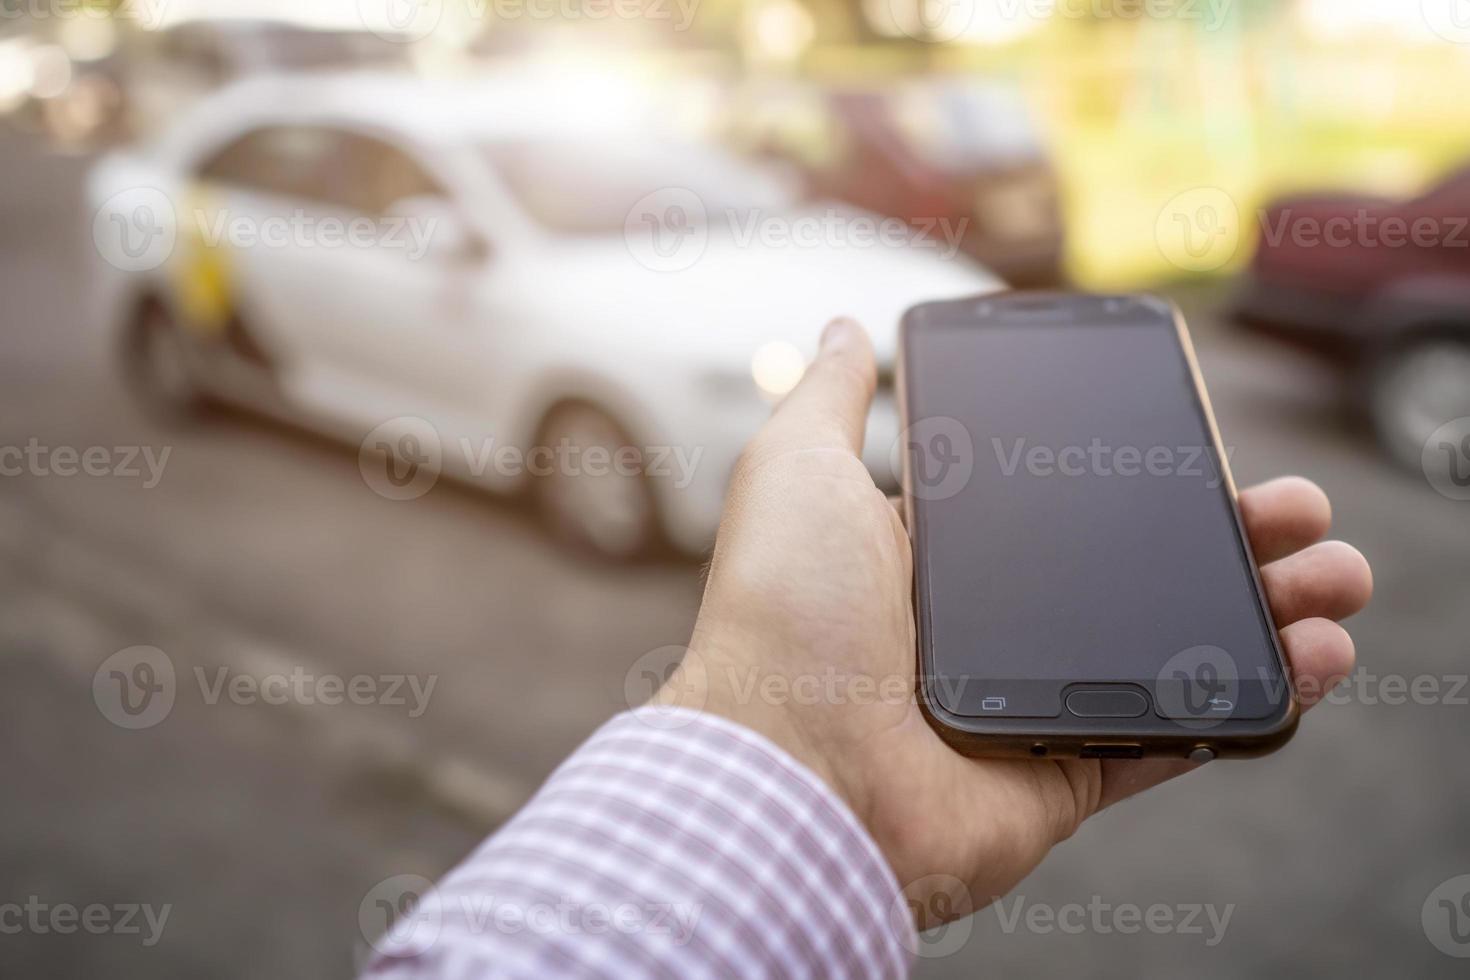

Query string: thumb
[759,318,878,457]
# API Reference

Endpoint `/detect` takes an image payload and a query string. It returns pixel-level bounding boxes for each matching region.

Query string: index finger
[757,318,877,458]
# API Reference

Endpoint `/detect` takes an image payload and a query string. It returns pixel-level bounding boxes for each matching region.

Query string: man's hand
[658,317,1372,923]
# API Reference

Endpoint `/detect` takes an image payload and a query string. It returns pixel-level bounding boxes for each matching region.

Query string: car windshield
[479,137,797,235]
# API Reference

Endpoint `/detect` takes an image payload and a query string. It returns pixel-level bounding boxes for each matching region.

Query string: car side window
[195,125,345,204]
[196,126,446,216]
[343,134,449,214]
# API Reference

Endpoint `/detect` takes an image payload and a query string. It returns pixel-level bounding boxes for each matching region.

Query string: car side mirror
[387,195,490,266]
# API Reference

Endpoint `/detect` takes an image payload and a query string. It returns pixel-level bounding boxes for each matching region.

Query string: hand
[658,317,1372,923]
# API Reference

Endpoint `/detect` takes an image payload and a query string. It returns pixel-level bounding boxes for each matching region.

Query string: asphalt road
[2,132,1468,979]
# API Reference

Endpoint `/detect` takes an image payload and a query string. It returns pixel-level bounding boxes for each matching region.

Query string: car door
[192,124,498,444]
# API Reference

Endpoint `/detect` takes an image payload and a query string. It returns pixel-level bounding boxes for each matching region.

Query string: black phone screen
[903,296,1287,721]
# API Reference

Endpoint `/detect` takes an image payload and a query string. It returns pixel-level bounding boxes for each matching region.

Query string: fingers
[1239,476,1332,564]
[1260,539,1374,625]
[1097,616,1359,808]
[1277,616,1358,706]
[758,318,877,457]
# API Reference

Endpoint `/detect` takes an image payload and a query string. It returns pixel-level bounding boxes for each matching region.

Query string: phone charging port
[1080,744,1144,759]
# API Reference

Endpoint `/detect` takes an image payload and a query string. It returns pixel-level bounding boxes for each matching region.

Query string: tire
[120,300,213,421]
[1368,336,1470,471]
[530,401,660,560]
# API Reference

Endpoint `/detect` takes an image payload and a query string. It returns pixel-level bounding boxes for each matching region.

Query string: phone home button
[1065,688,1149,719]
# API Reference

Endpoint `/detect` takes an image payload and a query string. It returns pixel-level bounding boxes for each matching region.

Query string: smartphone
[898,292,1297,760]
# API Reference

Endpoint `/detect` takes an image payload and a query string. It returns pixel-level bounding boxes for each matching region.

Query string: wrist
[652,648,873,828]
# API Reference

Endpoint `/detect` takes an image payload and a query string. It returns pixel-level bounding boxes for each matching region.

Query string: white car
[89,72,999,558]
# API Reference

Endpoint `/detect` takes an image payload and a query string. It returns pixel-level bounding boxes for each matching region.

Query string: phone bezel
[898,291,1299,760]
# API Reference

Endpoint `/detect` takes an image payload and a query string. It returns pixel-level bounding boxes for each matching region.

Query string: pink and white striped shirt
[363,707,917,979]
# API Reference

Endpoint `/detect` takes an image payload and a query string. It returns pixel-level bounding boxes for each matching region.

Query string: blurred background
[3,0,1470,976]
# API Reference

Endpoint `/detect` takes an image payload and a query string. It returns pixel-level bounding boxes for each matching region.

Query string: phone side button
[1064,689,1149,718]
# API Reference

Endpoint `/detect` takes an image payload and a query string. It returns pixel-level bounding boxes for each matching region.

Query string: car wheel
[1369,336,1470,471]
[121,300,213,420]
[531,401,660,560]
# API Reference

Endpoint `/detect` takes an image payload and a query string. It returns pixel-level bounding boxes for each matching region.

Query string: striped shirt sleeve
[362,707,917,979]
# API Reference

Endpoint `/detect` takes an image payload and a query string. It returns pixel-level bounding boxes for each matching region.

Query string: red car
[1234,166,1470,469]
[750,80,1065,288]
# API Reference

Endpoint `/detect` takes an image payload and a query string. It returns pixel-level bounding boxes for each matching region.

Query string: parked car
[1233,166,1470,471]
[119,20,410,138]
[746,79,1064,288]
[89,72,998,559]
